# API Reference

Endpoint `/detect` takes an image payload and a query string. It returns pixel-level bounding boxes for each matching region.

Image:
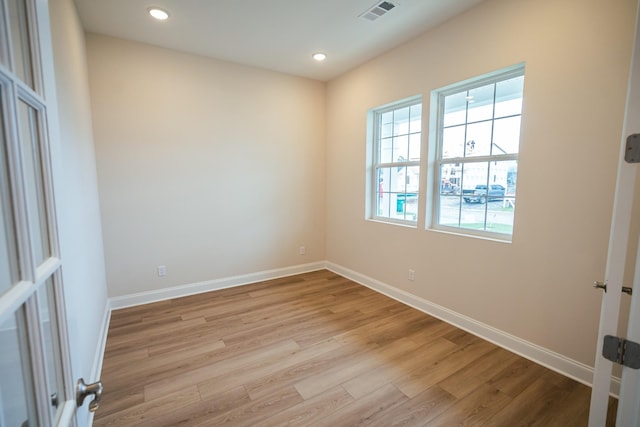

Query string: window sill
[428,226,512,243]
[367,218,417,229]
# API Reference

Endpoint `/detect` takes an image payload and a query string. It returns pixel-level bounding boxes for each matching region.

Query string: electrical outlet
[408,269,415,281]
[158,265,167,277]
[299,246,306,255]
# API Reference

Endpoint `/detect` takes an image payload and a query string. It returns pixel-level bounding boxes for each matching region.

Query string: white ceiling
[73,0,484,82]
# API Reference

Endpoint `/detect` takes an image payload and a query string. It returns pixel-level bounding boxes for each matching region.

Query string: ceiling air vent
[358,1,398,22]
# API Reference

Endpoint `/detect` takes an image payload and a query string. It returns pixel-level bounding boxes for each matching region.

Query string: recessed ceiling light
[148,7,169,21]
[312,52,327,62]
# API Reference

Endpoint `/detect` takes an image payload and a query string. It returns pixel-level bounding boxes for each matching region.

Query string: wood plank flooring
[94,270,617,426]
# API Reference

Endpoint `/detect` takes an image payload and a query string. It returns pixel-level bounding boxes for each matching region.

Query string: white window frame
[367,95,422,226]
[428,64,525,241]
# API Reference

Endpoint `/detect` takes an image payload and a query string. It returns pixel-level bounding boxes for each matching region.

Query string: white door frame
[589,2,640,425]
[0,0,78,425]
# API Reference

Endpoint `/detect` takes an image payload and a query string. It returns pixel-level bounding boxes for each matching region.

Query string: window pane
[439,164,462,227]
[393,106,410,136]
[8,0,34,89]
[465,121,492,157]
[442,125,465,159]
[389,166,406,193]
[495,76,524,118]
[466,84,494,123]
[408,133,420,161]
[380,111,393,138]
[484,160,517,234]
[379,136,392,163]
[443,92,467,127]
[391,166,419,221]
[376,168,391,217]
[0,89,20,295]
[38,279,64,421]
[18,100,50,264]
[404,172,419,222]
[492,116,521,155]
[393,135,408,162]
[409,104,422,134]
[460,162,489,231]
[0,309,37,427]
[440,163,462,194]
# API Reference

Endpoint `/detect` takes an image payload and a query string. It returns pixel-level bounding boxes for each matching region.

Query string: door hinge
[602,335,640,369]
[626,134,640,163]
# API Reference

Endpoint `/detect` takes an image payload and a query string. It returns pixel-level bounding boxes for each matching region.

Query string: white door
[0,0,99,426]
[589,2,640,425]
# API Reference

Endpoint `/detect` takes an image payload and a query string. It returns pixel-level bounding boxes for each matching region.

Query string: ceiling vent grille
[358,1,398,22]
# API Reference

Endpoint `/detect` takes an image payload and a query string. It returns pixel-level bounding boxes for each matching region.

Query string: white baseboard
[325,262,621,396]
[109,261,326,310]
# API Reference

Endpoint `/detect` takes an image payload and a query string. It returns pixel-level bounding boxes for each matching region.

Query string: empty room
[1,0,640,425]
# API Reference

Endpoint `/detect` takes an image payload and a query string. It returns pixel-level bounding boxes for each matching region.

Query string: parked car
[463,184,505,203]
[440,182,460,195]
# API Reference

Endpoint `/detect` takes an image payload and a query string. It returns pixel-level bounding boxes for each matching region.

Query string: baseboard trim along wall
[109,261,327,310]
[102,260,620,396]
[324,262,621,397]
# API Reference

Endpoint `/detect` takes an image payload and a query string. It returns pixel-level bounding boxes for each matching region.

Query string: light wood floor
[94,270,617,426]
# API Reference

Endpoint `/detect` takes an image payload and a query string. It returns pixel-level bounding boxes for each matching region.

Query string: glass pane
[466,84,494,123]
[380,111,393,139]
[379,137,392,163]
[0,89,20,295]
[492,116,521,155]
[495,75,524,118]
[440,163,462,196]
[392,135,408,162]
[408,133,421,161]
[7,0,34,88]
[439,164,462,227]
[442,125,465,159]
[393,106,410,136]
[485,160,517,234]
[443,92,467,127]
[18,99,50,265]
[38,279,64,421]
[460,162,489,230]
[376,168,391,217]
[406,166,419,193]
[389,166,406,193]
[465,121,492,157]
[376,166,420,222]
[438,186,462,227]
[0,309,37,427]
[409,103,422,134]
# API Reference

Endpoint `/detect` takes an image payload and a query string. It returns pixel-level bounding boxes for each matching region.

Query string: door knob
[76,378,103,412]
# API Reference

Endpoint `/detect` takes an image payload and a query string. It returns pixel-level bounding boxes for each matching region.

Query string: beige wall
[49,0,108,424]
[325,0,636,366]
[86,34,327,297]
